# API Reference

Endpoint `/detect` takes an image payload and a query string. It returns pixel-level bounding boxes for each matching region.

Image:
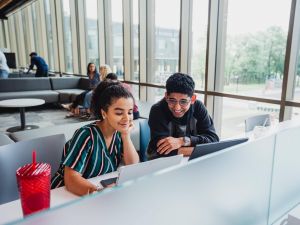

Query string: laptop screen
[188,138,249,161]
[117,154,183,185]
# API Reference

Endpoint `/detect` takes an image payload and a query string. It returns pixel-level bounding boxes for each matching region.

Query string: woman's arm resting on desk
[64,166,97,196]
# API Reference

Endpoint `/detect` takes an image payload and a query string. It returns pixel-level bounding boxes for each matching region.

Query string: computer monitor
[188,137,249,161]
[4,52,16,69]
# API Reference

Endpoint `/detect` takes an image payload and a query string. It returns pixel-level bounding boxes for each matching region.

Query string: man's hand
[157,137,183,155]
[178,147,194,156]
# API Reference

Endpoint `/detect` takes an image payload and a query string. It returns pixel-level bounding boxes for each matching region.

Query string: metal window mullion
[98,0,106,65]
[138,0,147,100]
[15,12,26,67]
[34,2,42,54]
[123,0,132,81]
[209,0,225,135]
[50,0,60,72]
[281,0,299,121]
[179,0,191,73]
[37,0,49,62]
[70,0,79,74]
[104,0,113,67]
[54,0,65,73]
[146,0,155,101]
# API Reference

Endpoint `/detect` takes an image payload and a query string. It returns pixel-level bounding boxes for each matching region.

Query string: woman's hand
[120,120,134,139]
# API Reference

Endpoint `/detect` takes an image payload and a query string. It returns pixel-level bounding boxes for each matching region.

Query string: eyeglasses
[166,98,191,107]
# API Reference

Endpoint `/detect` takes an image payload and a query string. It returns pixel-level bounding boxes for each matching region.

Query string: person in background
[62,62,100,117]
[0,50,9,79]
[51,80,139,195]
[147,73,219,160]
[27,52,49,77]
[78,65,113,119]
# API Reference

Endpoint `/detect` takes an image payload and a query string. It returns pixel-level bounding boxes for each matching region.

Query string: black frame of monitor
[188,137,249,161]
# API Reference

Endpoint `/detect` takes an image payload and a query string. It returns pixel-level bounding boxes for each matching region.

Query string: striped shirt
[51,122,123,189]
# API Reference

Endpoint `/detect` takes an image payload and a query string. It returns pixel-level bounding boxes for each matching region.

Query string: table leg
[20,107,25,129]
[6,107,40,132]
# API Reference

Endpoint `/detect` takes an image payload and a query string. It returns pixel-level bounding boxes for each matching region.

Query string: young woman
[62,62,101,116]
[52,80,139,195]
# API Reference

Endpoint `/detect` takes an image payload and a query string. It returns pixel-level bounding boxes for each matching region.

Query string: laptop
[100,154,183,187]
[188,137,249,161]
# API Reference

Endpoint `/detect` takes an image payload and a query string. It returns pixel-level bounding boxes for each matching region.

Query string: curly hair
[91,79,134,120]
[166,73,195,97]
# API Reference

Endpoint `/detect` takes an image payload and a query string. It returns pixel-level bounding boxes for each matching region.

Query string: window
[218,0,291,99]
[62,0,73,72]
[216,97,279,138]
[147,0,180,102]
[190,0,209,90]
[111,0,124,78]
[132,0,139,81]
[85,0,99,66]
[44,0,55,70]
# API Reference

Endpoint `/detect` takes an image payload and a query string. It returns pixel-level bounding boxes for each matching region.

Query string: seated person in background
[51,80,139,195]
[0,50,9,79]
[62,64,111,117]
[27,52,49,77]
[81,72,140,120]
[147,73,219,160]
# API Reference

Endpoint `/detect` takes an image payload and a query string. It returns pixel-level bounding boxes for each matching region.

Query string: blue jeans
[83,90,93,109]
[0,69,8,79]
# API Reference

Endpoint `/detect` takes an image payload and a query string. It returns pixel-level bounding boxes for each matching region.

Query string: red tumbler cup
[16,162,51,216]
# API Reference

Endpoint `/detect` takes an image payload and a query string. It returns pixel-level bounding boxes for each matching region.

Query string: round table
[0,98,45,132]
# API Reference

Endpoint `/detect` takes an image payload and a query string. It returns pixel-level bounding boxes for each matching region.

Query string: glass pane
[147,87,165,103]
[31,3,38,52]
[152,0,180,84]
[216,97,279,139]
[85,0,99,66]
[292,49,300,102]
[220,0,291,99]
[111,0,124,79]
[62,0,73,72]
[21,11,30,66]
[44,0,55,70]
[132,0,139,82]
[190,0,209,90]
[286,106,300,120]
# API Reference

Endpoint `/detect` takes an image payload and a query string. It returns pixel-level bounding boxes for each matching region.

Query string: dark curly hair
[166,73,195,97]
[91,79,134,120]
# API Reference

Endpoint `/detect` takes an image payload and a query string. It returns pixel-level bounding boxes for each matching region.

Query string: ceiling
[0,0,33,19]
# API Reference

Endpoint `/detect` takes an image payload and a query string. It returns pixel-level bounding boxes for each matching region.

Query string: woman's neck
[97,120,116,139]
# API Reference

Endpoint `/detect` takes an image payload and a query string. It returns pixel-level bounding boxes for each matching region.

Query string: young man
[147,73,219,159]
[27,52,49,77]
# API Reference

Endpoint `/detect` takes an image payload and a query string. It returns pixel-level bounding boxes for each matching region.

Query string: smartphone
[100,177,118,187]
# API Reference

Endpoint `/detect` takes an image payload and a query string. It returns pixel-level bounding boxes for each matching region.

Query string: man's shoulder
[149,99,167,117]
[150,99,165,111]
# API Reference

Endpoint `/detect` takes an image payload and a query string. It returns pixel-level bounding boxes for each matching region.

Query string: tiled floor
[0,105,84,133]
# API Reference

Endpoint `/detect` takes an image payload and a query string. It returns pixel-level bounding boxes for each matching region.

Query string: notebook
[188,137,249,161]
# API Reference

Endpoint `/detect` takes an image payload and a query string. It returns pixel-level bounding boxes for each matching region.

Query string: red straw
[32,150,36,170]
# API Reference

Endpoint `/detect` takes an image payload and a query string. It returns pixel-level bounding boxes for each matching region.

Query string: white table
[0,98,45,132]
[0,171,118,224]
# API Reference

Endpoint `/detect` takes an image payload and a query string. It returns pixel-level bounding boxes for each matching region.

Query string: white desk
[0,98,45,132]
[0,171,118,224]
